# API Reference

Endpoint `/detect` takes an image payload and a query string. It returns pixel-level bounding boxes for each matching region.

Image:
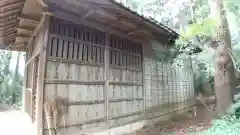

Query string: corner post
[36,14,51,135]
[22,51,29,112]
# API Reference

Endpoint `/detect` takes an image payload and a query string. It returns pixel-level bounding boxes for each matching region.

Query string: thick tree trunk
[214,0,235,116]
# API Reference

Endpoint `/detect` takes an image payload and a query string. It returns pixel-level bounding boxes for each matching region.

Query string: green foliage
[180,18,218,41]
[197,101,240,135]
[119,0,240,87]
[0,50,23,108]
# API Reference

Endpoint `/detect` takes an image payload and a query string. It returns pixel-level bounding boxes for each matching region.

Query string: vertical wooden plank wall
[108,35,144,128]
[44,17,106,134]
[42,17,144,134]
[143,57,195,119]
[35,16,197,135]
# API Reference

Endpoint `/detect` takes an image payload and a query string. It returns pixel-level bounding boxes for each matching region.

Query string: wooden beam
[2,39,14,44]
[4,41,25,50]
[49,0,144,42]
[0,8,21,17]
[25,12,52,52]
[16,26,34,34]
[16,33,30,39]
[0,29,16,36]
[16,25,35,31]
[81,10,95,20]
[51,9,145,44]
[12,43,26,48]
[36,0,48,8]
[0,18,18,26]
[3,38,15,44]
[0,0,24,8]
[104,33,110,126]
[1,33,16,39]
[0,1,24,12]
[127,29,141,36]
[130,30,151,36]
[36,15,50,135]
[18,14,40,24]
[0,23,15,30]
[97,10,117,20]
[0,14,17,23]
[22,50,28,112]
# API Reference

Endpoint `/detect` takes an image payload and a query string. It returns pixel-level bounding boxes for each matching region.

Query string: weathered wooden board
[43,17,108,134]
[143,58,195,119]
[45,61,104,81]
[44,61,105,129]
[108,68,143,127]
[41,16,196,135]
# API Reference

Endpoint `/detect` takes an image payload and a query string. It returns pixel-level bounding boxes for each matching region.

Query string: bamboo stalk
[44,102,55,135]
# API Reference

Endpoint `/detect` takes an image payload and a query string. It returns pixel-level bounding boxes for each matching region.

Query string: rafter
[16,33,30,39]
[4,41,26,50]
[0,8,21,18]
[0,29,16,36]
[18,14,40,24]
[52,9,144,43]
[81,10,95,20]
[0,18,18,26]
[0,14,17,22]
[16,26,34,34]
[0,25,16,31]
[0,0,24,8]
[0,1,24,12]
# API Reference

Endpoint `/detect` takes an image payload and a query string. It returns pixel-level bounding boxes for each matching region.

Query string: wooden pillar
[22,52,29,112]
[29,58,34,119]
[104,33,110,126]
[36,15,51,135]
[141,41,150,118]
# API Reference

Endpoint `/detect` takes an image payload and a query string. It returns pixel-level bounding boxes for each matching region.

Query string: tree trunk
[214,0,235,116]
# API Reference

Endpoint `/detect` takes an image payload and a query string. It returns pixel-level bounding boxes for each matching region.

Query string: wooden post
[36,15,51,135]
[104,33,110,126]
[141,41,149,119]
[29,58,35,120]
[141,46,146,118]
[22,52,29,112]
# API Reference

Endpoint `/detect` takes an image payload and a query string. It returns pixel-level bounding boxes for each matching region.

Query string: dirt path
[0,110,36,135]
[129,104,217,135]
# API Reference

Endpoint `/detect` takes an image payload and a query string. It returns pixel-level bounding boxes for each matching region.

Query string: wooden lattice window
[48,18,106,66]
[109,35,142,71]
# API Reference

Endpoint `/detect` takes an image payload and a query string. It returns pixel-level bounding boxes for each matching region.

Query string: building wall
[142,40,195,119]
[40,16,195,135]
[41,17,144,135]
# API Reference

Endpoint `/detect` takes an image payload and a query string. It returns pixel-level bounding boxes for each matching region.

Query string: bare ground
[129,103,217,135]
[0,106,36,135]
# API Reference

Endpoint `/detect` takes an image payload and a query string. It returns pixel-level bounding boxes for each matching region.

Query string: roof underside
[0,0,178,51]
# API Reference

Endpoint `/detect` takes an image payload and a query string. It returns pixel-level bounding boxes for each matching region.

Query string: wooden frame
[35,15,51,135]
